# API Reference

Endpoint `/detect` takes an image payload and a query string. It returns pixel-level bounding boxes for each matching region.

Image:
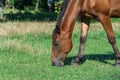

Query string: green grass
[0,21,120,80]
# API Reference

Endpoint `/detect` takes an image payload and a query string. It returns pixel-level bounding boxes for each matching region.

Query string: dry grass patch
[0,39,34,54]
[0,21,120,36]
[0,21,55,36]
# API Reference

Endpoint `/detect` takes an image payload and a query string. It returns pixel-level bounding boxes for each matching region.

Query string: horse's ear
[55,25,60,34]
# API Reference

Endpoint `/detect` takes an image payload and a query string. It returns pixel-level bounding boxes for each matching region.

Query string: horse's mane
[56,0,70,28]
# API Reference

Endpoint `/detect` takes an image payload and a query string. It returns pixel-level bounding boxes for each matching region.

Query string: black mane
[56,0,70,28]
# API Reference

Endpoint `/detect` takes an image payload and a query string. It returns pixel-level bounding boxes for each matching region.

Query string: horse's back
[82,0,110,18]
[82,0,120,17]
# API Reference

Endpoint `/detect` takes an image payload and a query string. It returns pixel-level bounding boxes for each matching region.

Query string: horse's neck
[59,0,81,38]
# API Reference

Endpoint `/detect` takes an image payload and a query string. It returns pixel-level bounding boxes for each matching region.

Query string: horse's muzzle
[52,58,64,66]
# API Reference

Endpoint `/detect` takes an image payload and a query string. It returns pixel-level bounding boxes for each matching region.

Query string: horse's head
[51,26,72,66]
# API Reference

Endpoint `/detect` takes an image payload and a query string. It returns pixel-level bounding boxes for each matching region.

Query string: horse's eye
[54,27,60,34]
[55,29,60,34]
[54,42,58,46]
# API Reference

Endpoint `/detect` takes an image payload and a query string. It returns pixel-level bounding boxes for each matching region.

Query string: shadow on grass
[4,11,58,22]
[65,52,115,66]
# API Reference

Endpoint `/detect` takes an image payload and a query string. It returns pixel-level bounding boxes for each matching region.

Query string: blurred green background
[3,0,63,21]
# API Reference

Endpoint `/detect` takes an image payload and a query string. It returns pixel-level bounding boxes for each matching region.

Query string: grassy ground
[0,21,120,80]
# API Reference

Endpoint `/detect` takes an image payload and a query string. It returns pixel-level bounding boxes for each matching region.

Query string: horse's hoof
[116,64,120,67]
[71,60,81,66]
[115,60,120,67]
[72,62,79,66]
[115,63,120,67]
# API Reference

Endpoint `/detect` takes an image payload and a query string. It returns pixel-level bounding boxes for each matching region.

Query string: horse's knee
[108,37,116,44]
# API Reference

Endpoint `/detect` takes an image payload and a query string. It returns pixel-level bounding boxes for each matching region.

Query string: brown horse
[51,0,120,66]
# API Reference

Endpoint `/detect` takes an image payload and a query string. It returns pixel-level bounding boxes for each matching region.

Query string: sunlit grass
[0,21,120,80]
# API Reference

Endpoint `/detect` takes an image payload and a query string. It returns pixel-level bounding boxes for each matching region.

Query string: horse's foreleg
[99,15,120,66]
[72,17,90,66]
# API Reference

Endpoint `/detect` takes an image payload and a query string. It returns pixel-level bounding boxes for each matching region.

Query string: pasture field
[0,21,120,80]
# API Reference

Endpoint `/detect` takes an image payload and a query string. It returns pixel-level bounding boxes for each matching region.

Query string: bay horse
[51,0,120,66]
